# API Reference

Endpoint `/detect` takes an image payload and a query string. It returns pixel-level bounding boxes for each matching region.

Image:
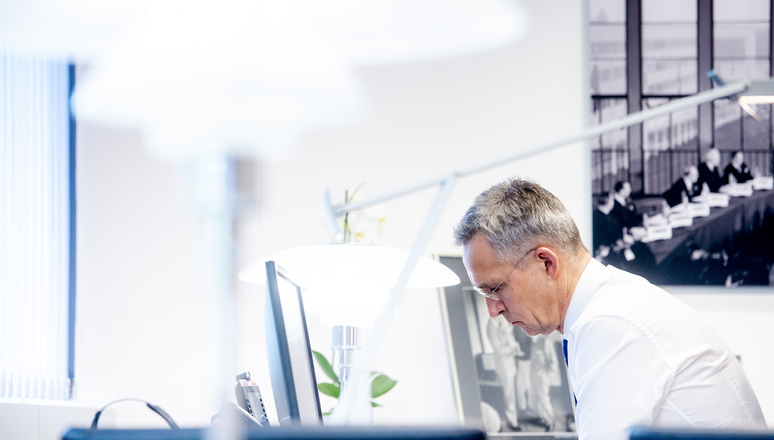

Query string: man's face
[462,234,561,336]
[601,194,614,212]
[707,149,720,166]
[687,166,699,183]
[617,182,631,199]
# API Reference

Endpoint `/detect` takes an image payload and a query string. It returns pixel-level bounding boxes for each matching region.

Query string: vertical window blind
[1,51,74,400]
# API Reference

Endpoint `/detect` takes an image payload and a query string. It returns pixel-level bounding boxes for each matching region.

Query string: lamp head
[707,70,774,104]
[737,80,774,105]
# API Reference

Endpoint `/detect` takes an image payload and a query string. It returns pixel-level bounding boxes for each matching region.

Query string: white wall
[73,124,218,428]
[13,1,770,437]
[0,402,106,440]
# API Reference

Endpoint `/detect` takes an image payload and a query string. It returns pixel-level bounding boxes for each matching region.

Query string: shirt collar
[563,258,611,335]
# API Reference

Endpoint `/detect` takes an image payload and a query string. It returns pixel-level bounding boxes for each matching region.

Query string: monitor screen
[264,260,323,426]
[629,426,774,440]
[63,426,488,440]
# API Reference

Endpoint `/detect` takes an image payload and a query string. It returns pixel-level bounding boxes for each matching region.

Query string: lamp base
[332,325,361,391]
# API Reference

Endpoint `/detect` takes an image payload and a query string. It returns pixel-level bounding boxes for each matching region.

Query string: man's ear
[535,247,559,279]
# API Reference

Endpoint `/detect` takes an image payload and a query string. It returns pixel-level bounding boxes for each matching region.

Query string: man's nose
[486,297,505,317]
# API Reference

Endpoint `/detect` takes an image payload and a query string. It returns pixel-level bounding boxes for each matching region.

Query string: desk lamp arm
[325,80,752,229]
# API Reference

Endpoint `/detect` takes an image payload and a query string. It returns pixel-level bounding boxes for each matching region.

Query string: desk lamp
[239,243,460,394]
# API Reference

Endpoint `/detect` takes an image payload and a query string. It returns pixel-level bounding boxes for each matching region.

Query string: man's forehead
[462,234,498,269]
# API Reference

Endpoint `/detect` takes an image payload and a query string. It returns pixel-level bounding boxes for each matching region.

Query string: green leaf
[317,382,341,398]
[370,374,397,398]
[370,401,382,408]
[312,350,339,384]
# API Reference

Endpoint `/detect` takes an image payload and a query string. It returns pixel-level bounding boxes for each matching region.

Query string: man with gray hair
[454,177,766,440]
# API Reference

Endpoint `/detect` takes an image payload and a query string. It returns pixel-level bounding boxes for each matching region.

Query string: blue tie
[563,339,577,406]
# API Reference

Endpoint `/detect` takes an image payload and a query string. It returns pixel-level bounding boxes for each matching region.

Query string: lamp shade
[302,283,391,328]
[290,0,529,66]
[238,243,460,289]
[70,2,367,161]
[0,0,145,62]
[8,0,529,162]
[737,80,774,104]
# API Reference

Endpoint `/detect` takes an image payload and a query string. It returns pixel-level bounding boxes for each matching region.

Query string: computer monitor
[63,426,488,440]
[629,426,774,439]
[264,260,323,426]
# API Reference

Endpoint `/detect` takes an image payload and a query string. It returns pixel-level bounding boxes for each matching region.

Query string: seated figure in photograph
[723,150,754,185]
[662,165,700,208]
[697,147,726,193]
[609,181,643,230]
[592,191,624,263]
[593,191,659,284]
[454,177,766,440]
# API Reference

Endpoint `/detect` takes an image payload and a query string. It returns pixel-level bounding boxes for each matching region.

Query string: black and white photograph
[437,255,576,438]
[474,302,575,434]
[589,0,774,287]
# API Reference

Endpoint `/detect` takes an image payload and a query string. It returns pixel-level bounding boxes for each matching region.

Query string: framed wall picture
[436,255,577,439]
[589,0,774,288]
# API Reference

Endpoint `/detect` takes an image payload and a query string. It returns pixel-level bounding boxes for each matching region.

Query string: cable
[90,398,179,430]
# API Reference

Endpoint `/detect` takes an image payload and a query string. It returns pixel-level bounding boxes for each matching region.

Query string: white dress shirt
[564,259,766,440]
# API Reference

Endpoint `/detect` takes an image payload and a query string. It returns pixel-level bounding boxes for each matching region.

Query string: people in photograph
[454,177,766,440]
[609,181,643,230]
[723,150,754,185]
[529,335,560,432]
[662,165,700,208]
[619,228,660,285]
[593,191,656,281]
[697,147,725,193]
[512,328,533,417]
[479,402,503,434]
[592,192,624,262]
[486,317,522,432]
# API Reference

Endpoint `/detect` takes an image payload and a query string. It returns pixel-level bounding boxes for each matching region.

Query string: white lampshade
[0,0,145,62]
[303,282,391,328]
[7,0,529,161]
[1,0,529,66]
[290,0,530,66]
[70,0,366,161]
[238,243,461,289]
[239,243,458,329]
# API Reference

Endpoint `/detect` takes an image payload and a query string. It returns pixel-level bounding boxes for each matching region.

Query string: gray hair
[453,177,586,264]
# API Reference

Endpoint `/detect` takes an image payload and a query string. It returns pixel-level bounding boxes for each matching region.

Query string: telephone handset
[235,371,270,426]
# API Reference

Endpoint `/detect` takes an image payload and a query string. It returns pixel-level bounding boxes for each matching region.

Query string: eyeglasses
[472,248,536,301]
